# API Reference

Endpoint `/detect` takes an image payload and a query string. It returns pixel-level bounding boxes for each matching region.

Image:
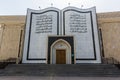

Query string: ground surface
[0,76,120,80]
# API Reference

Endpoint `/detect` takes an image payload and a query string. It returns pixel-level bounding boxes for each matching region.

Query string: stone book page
[22,7,60,63]
[62,7,101,63]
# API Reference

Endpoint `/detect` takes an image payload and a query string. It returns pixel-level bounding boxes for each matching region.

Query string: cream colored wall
[0,25,4,50]
[97,12,120,62]
[0,16,25,61]
[1,12,120,63]
[0,26,19,60]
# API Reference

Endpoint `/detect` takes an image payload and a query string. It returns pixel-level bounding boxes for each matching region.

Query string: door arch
[50,39,71,64]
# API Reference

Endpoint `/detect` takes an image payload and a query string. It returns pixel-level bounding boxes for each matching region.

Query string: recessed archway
[50,39,71,64]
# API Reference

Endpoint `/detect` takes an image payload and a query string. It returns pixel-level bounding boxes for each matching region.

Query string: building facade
[0,8,120,64]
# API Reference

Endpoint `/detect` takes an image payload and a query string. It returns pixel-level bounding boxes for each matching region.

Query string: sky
[0,0,120,15]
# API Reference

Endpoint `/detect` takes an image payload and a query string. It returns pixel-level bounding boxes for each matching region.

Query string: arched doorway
[50,39,71,64]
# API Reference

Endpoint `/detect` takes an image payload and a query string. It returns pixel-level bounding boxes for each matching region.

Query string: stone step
[0,64,120,76]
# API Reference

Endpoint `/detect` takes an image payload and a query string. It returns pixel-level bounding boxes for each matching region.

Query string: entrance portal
[50,39,72,64]
[56,49,66,64]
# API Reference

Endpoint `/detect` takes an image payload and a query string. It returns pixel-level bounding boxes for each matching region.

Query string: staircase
[0,64,120,76]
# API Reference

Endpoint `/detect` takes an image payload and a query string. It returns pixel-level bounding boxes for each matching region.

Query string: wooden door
[56,50,66,64]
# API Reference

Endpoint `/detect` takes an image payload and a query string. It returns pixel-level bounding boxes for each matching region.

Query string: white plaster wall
[62,7,101,63]
[22,7,101,64]
[22,7,60,63]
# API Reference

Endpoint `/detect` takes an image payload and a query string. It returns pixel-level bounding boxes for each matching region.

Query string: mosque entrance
[48,36,74,64]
